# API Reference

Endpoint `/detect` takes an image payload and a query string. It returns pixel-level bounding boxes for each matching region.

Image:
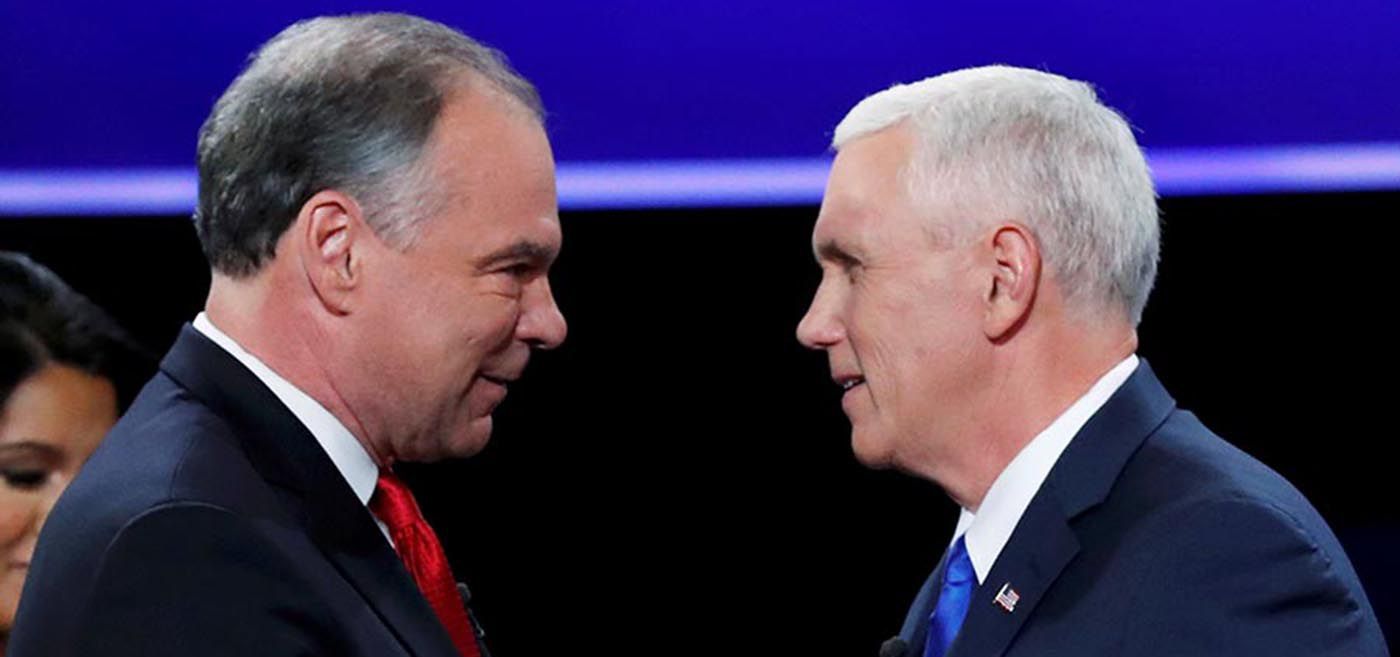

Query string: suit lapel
[948,493,1079,657]
[931,361,1178,657]
[160,325,460,657]
[318,520,464,657]
[900,549,951,651]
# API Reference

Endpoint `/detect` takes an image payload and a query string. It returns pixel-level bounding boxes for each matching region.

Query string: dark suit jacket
[10,326,478,657]
[895,361,1388,657]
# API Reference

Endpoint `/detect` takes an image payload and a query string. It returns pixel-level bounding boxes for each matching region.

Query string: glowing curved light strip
[2,143,1397,217]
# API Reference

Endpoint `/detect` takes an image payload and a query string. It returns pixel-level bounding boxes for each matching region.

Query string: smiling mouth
[481,374,514,387]
[839,376,866,391]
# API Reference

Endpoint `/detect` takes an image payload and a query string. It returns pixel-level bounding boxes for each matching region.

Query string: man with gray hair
[798,65,1386,656]
[11,13,565,657]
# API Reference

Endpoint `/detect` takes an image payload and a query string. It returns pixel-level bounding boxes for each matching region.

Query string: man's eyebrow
[477,241,558,269]
[815,239,861,266]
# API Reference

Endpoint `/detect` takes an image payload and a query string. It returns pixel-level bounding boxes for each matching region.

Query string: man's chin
[850,427,896,470]
[395,416,493,463]
[446,416,494,458]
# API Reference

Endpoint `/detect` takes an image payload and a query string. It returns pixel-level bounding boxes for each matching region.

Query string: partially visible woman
[0,252,149,655]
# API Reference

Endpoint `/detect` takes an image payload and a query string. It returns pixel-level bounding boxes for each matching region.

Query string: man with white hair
[798,65,1386,657]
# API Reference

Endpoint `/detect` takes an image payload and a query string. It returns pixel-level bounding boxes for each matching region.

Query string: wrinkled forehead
[813,125,920,255]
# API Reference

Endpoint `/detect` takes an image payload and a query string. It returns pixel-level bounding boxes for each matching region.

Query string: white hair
[833,65,1160,326]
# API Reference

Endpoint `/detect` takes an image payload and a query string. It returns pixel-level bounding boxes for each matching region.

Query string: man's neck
[944,324,1138,510]
[204,274,387,466]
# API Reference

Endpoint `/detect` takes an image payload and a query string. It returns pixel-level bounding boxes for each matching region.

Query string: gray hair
[833,65,1160,325]
[194,13,544,277]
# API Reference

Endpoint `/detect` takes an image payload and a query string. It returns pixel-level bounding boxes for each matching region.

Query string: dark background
[3,191,1396,655]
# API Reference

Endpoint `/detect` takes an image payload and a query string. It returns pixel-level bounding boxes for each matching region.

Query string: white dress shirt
[192,313,390,542]
[952,355,1140,583]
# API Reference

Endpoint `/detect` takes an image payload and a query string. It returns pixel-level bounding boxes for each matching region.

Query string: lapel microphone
[880,637,909,657]
[457,582,493,657]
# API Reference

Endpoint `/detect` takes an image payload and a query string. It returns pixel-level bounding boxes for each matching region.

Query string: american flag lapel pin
[993,583,1020,613]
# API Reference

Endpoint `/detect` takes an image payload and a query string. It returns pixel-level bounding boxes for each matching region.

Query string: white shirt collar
[192,313,380,507]
[953,354,1139,583]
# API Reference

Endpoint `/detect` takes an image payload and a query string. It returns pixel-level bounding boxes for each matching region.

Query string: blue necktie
[924,536,975,657]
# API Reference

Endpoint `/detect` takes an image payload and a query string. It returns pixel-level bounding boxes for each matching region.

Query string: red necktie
[370,469,482,657]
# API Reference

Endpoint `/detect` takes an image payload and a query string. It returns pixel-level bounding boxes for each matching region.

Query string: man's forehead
[489,212,561,249]
[427,85,553,183]
[813,126,928,258]
[812,164,888,259]
[819,129,911,211]
[812,198,870,261]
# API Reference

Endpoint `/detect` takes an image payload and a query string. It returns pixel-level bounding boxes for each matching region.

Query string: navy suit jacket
[895,362,1388,657]
[10,326,477,657]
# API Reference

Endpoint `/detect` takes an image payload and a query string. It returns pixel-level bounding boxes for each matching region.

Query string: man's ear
[983,222,1042,341]
[296,190,367,315]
